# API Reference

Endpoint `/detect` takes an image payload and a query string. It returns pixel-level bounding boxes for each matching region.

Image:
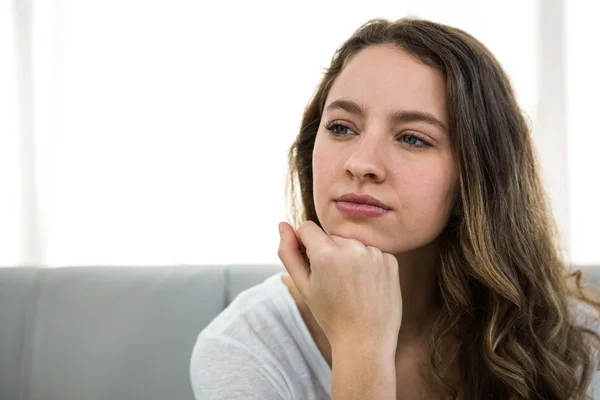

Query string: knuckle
[345,238,365,250]
[383,252,397,266]
[352,245,369,259]
[314,243,334,263]
[329,236,343,246]
[366,245,382,256]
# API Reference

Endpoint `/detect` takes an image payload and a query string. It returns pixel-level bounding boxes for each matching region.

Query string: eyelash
[323,121,431,148]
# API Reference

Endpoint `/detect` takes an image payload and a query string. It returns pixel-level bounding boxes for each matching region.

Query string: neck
[394,239,441,343]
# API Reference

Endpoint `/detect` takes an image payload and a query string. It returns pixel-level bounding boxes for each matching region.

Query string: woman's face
[312,44,457,257]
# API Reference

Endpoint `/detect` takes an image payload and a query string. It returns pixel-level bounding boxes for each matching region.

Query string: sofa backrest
[0,264,284,400]
[1,264,598,400]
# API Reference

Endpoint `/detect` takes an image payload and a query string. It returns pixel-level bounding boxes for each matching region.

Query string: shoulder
[189,273,297,399]
[190,333,291,399]
[568,296,600,332]
[201,272,292,340]
[567,297,600,396]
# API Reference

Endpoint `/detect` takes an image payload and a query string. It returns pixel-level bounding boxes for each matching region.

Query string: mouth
[335,201,389,218]
[334,192,391,218]
[335,192,391,210]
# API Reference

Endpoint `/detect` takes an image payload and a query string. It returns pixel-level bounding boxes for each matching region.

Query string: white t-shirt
[189,273,599,400]
[190,273,330,400]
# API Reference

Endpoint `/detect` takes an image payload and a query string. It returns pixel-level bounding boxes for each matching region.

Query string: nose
[343,135,386,183]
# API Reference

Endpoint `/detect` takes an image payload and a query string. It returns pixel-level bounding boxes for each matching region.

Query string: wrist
[331,335,397,363]
[330,337,397,400]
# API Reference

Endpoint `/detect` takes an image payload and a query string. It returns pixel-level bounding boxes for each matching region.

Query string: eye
[325,121,355,136]
[398,133,430,148]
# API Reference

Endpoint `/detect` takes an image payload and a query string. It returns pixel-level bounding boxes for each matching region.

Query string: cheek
[311,139,336,206]
[395,161,457,216]
[312,148,328,179]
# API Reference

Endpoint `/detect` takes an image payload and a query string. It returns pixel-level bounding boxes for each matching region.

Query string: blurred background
[0,0,598,268]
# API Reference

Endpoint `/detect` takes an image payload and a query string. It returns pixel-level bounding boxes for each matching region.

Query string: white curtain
[565,1,600,267]
[1,0,598,267]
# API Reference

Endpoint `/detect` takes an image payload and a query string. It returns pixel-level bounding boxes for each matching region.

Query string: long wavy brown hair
[286,18,600,399]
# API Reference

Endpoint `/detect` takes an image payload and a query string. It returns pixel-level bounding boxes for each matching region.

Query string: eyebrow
[324,99,448,133]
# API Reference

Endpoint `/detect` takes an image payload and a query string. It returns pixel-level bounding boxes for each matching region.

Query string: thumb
[277,222,310,297]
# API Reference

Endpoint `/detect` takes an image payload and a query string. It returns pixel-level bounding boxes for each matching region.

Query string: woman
[190,18,600,399]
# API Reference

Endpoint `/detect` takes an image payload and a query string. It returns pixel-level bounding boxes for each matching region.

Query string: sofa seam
[18,269,42,400]
[224,264,231,308]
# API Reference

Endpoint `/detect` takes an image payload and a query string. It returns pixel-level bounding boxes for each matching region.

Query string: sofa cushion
[2,266,225,400]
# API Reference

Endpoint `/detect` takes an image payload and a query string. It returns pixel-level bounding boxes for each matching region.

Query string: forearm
[331,340,396,400]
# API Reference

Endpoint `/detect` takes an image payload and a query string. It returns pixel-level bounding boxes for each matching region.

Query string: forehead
[325,44,447,124]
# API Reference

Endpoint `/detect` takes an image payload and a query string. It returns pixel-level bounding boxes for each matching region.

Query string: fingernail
[278,223,283,237]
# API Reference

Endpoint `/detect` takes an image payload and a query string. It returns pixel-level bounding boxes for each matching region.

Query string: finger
[328,235,345,247]
[329,234,364,249]
[277,222,311,297]
[295,220,336,261]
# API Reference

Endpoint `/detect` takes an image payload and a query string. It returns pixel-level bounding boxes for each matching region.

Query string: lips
[335,201,389,218]
[335,193,390,210]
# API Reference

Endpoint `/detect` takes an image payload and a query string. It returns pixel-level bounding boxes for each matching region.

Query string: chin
[325,226,430,258]
[325,223,389,249]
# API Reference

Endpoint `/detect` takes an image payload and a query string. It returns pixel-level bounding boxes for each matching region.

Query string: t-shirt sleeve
[570,299,600,398]
[588,372,599,399]
[585,342,600,398]
[190,334,290,400]
[587,329,600,399]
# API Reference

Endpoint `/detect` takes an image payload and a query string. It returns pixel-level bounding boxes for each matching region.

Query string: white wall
[566,1,600,266]
[1,0,598,266]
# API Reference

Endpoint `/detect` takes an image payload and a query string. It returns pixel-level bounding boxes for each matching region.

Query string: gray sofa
[0,264,284,400]
[0,264,598,400]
